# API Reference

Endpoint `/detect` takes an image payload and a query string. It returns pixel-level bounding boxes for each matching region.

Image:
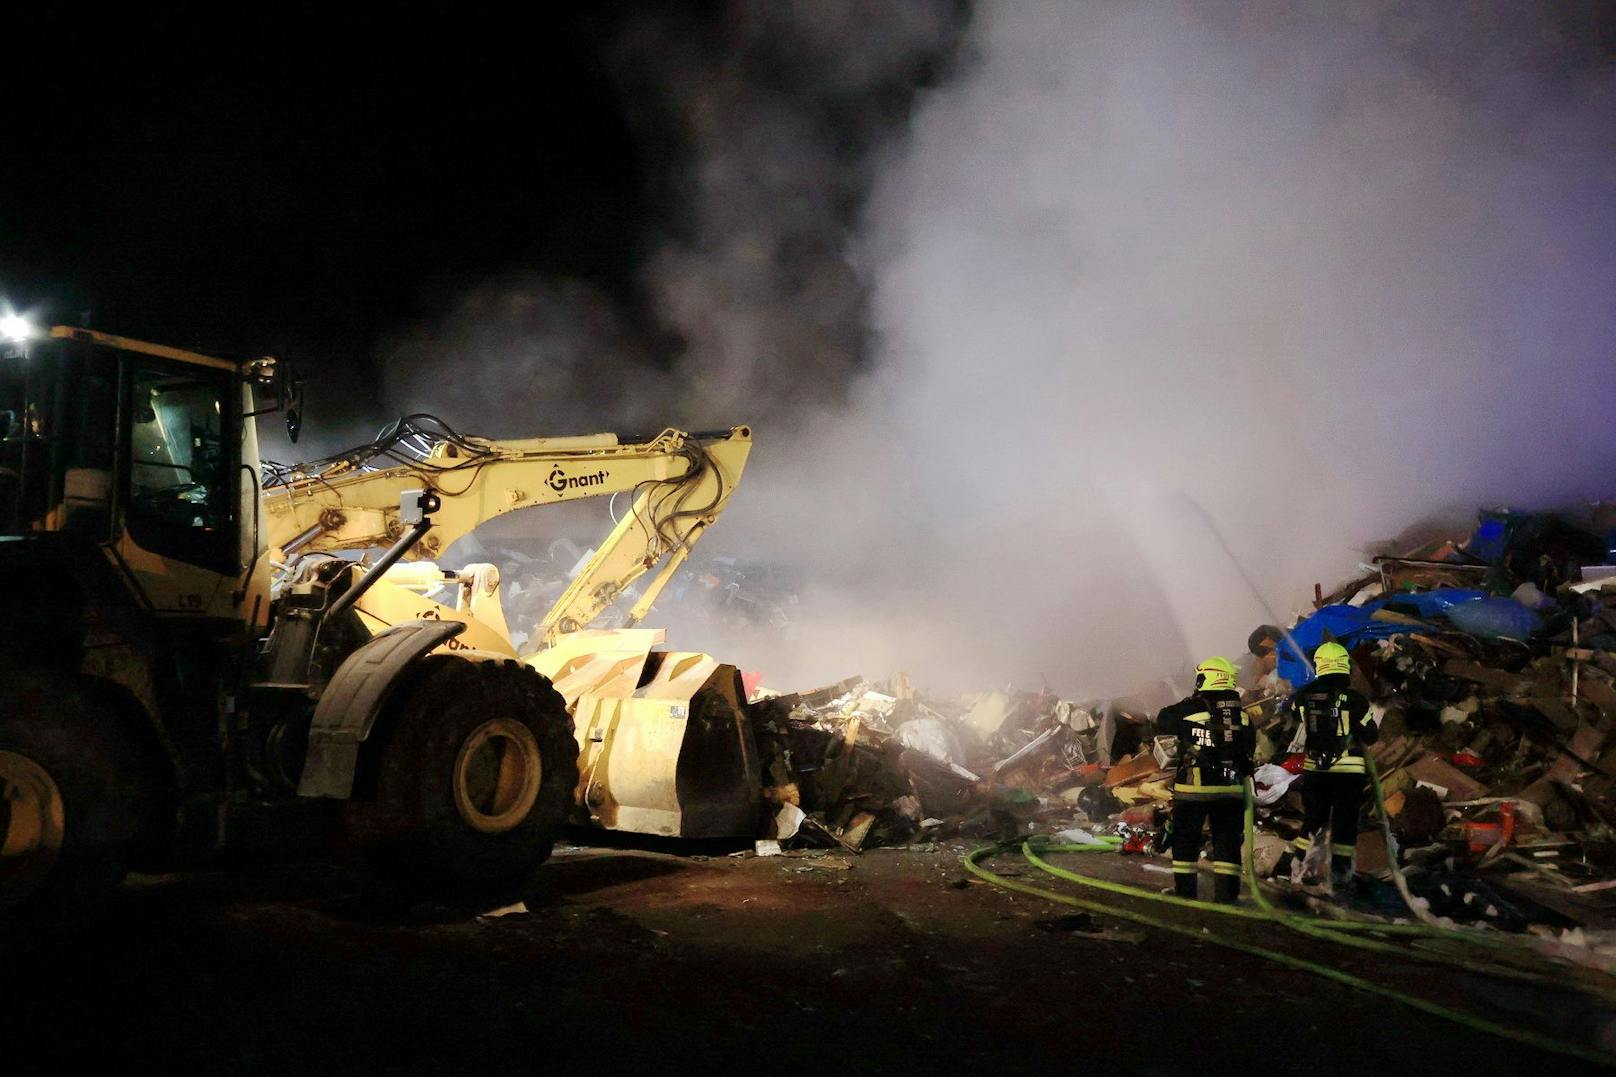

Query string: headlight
[0,314,34,342]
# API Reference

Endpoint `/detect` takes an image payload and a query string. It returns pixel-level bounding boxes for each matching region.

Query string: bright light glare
[0,315,34,342]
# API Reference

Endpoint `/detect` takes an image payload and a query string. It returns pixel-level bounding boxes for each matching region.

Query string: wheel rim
[452,718,543,834]
[0,749,66,905]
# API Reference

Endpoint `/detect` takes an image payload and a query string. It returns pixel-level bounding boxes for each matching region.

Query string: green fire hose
[963,772,1616,1066]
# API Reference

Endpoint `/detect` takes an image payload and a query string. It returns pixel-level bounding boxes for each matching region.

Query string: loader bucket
[525,630,762,839]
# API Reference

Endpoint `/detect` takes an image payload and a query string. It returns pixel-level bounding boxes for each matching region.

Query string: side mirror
[243,356,305,443]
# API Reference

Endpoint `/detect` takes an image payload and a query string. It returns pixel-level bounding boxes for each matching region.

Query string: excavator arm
[262,419,751,646]
[265,416,764,840]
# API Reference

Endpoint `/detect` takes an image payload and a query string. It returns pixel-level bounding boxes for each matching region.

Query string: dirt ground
[5,837,1614,1075]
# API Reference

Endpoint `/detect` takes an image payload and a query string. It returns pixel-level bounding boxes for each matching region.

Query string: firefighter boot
[1213,872,1240,904]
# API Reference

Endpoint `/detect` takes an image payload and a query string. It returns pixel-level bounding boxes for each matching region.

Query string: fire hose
[963,776,1616,1066]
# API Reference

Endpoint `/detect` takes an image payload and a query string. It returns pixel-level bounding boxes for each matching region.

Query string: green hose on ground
[1233,784,1607,992]
[963,773,1616,1064]
[1021,781,1609,993]
[1024,828,1597,997]
[963,841,1616,1066]
[1363,752,1474,934]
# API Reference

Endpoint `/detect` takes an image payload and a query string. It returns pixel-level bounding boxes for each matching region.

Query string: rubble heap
[1237,504,1616,933]
[745,673,1174,852]
[755,503,1616,946]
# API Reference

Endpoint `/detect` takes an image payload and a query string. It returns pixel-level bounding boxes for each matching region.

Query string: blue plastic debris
[1370,588,1488,619]
[1465,513,1513,564]
[1444,597,1543,641]
[1276,605,1433,687]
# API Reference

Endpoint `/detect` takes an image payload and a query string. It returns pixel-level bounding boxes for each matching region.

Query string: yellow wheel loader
[0,324,757,912]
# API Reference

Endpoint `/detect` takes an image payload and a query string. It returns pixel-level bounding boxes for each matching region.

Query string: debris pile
[1241,504,1616,932]
[744,673,1176,852]
[748,503,1616,943]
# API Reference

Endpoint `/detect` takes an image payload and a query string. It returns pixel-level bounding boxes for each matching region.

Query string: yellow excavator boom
[263,421,751,647]
[261,418,762,839]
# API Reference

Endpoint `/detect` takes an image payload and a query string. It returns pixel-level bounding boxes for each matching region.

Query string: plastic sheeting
[1276,605,1433,687]
[1253,763,1301,807]
[893,717,966,766]
[1445,596,1544,641]
[1369,588,1488,619]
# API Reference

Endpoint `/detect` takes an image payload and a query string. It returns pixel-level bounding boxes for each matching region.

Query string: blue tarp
[1275,587,1544,684]
[1275,605,1434,687]
[1445,597,1544,641]
[1368,588,1488,619]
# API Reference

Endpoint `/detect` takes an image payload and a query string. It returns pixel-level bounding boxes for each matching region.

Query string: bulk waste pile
[733,504,1616,958]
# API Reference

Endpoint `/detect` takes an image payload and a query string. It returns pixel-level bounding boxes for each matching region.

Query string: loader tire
[0,678,155,914]
[346,657,578,895]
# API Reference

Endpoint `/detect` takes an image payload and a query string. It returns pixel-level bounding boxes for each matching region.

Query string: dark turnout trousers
[1295,771,1366,877]
[1171,795,1244,903]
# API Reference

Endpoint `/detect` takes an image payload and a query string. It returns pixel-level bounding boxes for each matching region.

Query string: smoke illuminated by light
[693,2,1616,694]
[374,2,1616,697]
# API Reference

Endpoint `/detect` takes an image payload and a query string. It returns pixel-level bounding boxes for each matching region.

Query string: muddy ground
[5,838,1613,1075]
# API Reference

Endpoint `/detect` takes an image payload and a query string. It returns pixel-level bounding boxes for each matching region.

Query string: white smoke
[687,1,1616,694]
[377,2,1616,697]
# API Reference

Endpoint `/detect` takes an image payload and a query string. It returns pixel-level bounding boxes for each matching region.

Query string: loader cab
[0,327,264,615]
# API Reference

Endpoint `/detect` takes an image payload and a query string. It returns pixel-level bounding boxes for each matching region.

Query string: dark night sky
[6,0,1609,432]
[3,3,664,377]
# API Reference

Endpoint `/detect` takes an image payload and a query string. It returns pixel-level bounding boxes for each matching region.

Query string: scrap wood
[840,811,877,851]
[1493,851,1575,886]
[1577,669,1616,714]
[1403,634,1471,659]
[1443,659,1534,695]
[1516,727,1616,808]
[1494,876,1607,928]
[1371,735,1423,771]
[1103,750,1165,788]
[1406,753,1488,801]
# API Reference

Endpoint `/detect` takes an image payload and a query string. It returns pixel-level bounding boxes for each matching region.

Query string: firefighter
[1276,641,1379,889]
[1155,656,1254,903]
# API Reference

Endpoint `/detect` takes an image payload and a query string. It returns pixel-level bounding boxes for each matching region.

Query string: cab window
[0,351,26,530]
[0,339,118,536]
[126,361,236,570]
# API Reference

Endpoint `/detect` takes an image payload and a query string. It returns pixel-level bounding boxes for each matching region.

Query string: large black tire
[345,657,578,895]
[0,678,157,914]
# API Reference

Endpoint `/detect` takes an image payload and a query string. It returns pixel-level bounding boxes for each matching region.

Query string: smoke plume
[381,2,1616,697]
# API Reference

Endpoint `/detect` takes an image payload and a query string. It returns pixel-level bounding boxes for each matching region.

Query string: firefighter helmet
[1313,641,1351,677]
[1194,656,1239,693]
